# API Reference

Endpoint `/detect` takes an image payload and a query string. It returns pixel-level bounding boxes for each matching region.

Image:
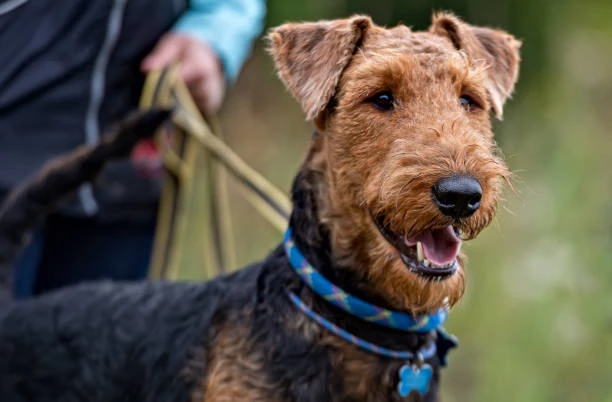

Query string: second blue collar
[283,228,447,333]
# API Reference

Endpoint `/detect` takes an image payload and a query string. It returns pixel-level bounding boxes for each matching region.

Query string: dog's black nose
[432,175,482,219]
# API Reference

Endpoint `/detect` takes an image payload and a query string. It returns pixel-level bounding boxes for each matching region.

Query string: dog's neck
[285,133,437,352]
[288,133,373,303]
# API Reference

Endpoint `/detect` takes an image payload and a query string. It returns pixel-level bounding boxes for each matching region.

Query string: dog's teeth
[423,258,430,267]
[416,241,424,262]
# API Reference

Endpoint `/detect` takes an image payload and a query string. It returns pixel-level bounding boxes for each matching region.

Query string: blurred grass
[178,1,612,401]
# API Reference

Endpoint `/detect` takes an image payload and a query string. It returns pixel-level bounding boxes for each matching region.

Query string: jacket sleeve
[172,0,266,82]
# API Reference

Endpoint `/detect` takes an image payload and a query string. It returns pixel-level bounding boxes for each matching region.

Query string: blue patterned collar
[284,228,458,398]
[283,228,448,333]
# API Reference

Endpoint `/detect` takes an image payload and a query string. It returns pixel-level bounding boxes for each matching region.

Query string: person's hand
[141,33,226,115]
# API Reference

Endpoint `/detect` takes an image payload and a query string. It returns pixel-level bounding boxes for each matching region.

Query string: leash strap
[140,65,292,280]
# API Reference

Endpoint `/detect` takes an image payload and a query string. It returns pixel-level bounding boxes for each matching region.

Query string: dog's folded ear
[268,16,372,122]
[430,13,521,119]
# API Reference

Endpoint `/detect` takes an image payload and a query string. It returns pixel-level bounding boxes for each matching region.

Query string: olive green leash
[140,65,291,281]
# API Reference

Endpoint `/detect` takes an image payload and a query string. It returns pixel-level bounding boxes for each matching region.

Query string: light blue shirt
[173,0,266,81]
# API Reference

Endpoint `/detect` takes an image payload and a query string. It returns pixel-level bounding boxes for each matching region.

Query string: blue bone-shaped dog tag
[397,363,433,397]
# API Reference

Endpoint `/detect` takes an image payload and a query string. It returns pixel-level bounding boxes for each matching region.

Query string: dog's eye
[459,95,479,112]
[369,92,395,111]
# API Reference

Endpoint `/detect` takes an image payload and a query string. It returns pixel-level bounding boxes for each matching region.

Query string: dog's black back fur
[0,274,252,401]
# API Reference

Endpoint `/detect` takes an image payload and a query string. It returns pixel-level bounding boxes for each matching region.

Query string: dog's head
[269,13,520,314]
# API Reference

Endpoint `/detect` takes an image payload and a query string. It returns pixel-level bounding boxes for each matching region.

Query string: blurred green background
[184,1,612,401]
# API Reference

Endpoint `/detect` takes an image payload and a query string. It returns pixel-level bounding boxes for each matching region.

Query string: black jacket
[0,0,186,225]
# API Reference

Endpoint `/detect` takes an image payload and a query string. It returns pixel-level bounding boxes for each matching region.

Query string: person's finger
[180,56,220,114]
[140,36,184,72]
[189,79,212,114]
[179,57,209,85]
[191,76,225,115]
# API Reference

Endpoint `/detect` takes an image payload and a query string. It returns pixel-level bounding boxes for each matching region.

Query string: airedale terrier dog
[0,13,520,402]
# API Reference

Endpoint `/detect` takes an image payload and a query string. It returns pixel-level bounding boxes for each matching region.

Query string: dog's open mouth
[373,214,460,280]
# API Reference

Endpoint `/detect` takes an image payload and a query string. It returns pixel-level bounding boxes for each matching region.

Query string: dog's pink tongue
[415,226,461,266]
